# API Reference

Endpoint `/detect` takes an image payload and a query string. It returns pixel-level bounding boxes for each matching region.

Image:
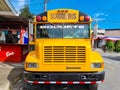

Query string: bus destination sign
[48,9,79,23]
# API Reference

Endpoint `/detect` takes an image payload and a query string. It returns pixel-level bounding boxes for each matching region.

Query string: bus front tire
[88,84,98,90]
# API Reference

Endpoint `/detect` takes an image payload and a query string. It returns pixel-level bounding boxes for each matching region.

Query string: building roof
[91,29,105,33]
[0,0,27,24]
[0,0,17,16]
[105,30,120,37]
[105,29,120,31]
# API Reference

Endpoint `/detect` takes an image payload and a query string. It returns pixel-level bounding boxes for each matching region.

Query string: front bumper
[24,71,105,84]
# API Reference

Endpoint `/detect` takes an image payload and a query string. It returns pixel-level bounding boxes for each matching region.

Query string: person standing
[0,31,6,43]
[6,31,15,43]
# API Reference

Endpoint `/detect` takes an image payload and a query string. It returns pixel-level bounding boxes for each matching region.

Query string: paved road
[13,53,120,90]
[99,54,120,90]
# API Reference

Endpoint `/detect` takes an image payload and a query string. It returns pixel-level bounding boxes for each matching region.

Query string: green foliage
[115,40,120,52]
[19,6,34,19]
[105,40,115,51]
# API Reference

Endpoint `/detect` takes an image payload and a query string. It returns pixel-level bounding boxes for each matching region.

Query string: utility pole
[93,21,98,49]
[94,21,98,39]
[93,13,105,49]
[44,0,48,11]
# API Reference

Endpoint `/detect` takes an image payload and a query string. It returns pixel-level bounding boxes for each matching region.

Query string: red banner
[0,44,28,62]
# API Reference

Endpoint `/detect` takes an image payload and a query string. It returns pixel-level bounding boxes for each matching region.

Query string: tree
[19,6,34,19]
[105,40,115,52]
[115,40,120,52]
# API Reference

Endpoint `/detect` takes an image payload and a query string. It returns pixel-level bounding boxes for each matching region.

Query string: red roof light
[36,16,41,21]
[85,16,90,21]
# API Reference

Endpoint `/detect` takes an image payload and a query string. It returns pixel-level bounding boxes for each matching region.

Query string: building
[0,0,28,30]
[92,28,120,48]
[92,29,105,48]
[105,29,120,41]
[0,0,28,62]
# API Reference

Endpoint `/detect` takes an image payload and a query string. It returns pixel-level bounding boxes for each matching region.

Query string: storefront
[0,15,28,62]
[0,0,30,62]
[104,36,120,42]
[92,29,105,48]
[0,17,29,62]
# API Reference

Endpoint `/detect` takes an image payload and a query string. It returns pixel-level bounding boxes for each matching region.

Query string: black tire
[50,85,87,90]
[88,84,98,90]
[23,82,38,90]
[23,82,51,90]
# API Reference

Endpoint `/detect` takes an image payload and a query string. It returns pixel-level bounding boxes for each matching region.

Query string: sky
[10,0,120,29]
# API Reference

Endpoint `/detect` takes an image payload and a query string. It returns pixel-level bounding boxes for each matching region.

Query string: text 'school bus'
[24,9,105,90]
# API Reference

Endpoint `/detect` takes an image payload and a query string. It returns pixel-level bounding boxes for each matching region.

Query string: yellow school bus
[24,9,105,90]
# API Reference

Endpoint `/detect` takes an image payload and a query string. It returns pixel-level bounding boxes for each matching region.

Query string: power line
[10,1,44,9]
[11,0,41,2]
[11,0,45,6]
[11,1,29,2]
[10,0,50,14]
[13,3,44,8]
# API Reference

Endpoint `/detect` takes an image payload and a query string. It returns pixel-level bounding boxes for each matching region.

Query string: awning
[0,0,27,24]
[0,0,18,16]
[105,36,120,41]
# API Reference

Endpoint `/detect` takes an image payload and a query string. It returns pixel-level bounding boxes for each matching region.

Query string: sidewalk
[94,48,120,56]
[0,62,24,90]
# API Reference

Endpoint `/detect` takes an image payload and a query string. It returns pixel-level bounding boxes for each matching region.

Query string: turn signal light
[79,16,84,21]
[42,16,47,21]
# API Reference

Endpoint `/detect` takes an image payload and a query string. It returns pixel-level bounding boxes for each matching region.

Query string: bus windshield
[36,24,90,38]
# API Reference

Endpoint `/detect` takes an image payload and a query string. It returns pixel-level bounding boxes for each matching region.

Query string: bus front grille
[44,46,86,64]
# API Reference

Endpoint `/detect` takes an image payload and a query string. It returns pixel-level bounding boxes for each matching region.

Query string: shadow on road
[3,62,24,68]
[103,56,120,61]
[7,68,24,89]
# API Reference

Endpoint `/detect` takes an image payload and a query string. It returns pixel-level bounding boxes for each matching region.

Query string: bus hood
[36,39,91,65]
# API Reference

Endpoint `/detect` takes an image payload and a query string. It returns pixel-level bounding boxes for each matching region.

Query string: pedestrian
[102,39,106,53]
[6,31,15,43]
[0,31,6,43]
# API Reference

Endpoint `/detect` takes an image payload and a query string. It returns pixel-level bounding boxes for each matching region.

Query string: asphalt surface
[99,53,120,90]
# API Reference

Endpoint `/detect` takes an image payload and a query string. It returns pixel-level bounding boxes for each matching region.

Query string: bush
[115,40,120,52]
[105,40,115,51]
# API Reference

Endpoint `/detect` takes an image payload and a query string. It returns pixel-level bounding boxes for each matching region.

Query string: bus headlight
[91,63,102,68]
[27,63,38,68]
